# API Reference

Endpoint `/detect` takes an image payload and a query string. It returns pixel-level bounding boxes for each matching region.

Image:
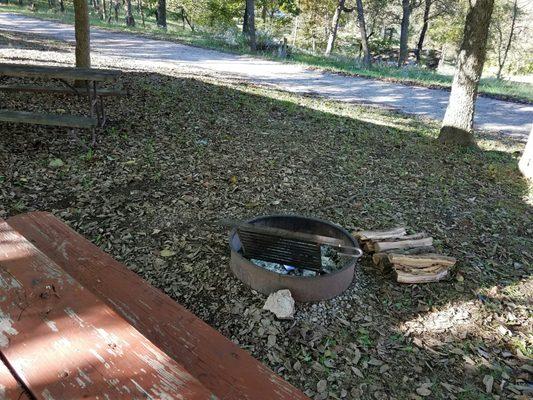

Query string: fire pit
[229,215,361,302]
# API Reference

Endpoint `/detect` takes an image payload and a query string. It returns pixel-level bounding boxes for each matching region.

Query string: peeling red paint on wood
[0,358,31,400]
[8,212,309,400]
[0,220,216,400]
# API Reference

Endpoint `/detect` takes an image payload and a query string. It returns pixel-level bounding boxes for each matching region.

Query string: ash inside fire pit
[229,215,362,302]
[250,245,344,277]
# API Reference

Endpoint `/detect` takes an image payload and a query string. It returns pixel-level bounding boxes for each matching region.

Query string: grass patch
[2,2,532,103]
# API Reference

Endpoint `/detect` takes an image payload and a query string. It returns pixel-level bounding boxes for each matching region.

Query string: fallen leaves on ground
[1,31,532,400]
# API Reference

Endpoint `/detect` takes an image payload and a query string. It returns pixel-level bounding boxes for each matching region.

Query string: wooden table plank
[0,110,98,129]
[0,84,127,97]
[8,211,309,400]
[0,358,31,400]
[0,220,215,400]
[0,63,120,81]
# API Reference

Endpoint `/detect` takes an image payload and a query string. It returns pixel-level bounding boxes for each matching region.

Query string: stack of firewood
[354,227,456,283]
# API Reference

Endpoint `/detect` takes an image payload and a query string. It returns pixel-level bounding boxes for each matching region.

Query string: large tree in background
[414,0,432,63]
[73,0,90,68]
[244,0,256,51]
[438,0,495,146]
[157,0,166,28]
[325,0,349,57]
[397,0,411,66]
[414,0,454,64]
[492,0,519,79]
[355,0,371,66]
[125,0,135,26]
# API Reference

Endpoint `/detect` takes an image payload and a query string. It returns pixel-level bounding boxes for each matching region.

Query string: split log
[354,227,406,241]
[364,233,428,252]
[372,247,438,271]
[373,237,433,252]
[395,267,449,284]
[380,246,436,255]
[388,253,456,268]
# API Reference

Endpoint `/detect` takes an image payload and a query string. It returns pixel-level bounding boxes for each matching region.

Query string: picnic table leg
[85,80,99,146]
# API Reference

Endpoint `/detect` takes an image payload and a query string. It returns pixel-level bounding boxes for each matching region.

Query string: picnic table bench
[0,211,309,400]
[0,63,125,141]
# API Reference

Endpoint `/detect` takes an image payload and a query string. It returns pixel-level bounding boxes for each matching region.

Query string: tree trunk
[157,0,166,29]
[102,0,107,21]
[243,1,249,33]
[261,3,267,23]
[245,0,256,51]
[113,0,119,23]
[398,0,411,67]
[139,0,145,27]
[496,0,518,79]
[438,0,495,146]
[291,15,299,45]
[59,0,64,12]
[325,0,345,56]
[124,0,135,26]
[356,0,371,66]
[519,127,533,179]
[415,0,431,64]
[73,0,90,68]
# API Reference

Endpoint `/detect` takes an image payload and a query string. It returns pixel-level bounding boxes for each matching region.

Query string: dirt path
[0,12,531,140]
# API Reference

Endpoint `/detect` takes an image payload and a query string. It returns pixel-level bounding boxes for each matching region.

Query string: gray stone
[263,289,295,319]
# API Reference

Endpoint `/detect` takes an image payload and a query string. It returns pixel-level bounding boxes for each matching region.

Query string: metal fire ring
[229,214,360,302]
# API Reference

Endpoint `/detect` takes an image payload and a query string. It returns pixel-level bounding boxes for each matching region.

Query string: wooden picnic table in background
[0,63,126,143]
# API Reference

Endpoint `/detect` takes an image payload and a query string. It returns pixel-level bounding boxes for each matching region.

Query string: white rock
[262,289,295,319]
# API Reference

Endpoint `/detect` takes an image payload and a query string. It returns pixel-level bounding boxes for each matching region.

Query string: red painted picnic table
[0,212,309,400]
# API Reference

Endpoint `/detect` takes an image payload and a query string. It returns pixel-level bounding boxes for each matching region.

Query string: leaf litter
[0,31,532,399]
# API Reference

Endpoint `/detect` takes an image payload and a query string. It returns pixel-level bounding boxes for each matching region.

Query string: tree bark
[325,0,345,56]
[157,0,166,29]
[291,15,299,45]
[415,0,432,64]
[438,0,495,146]
[356,0,371,66]
[139,0,145,27]
[398,0,411,67]
[124,0,135,26]
[496,0,518,79]
[519,127,533,179]
[245,0,256,51]
[243,1,249,33]
[73,0,90,68]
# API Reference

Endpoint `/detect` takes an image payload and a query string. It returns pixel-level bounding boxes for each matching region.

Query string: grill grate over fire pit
[229,215,362,302]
